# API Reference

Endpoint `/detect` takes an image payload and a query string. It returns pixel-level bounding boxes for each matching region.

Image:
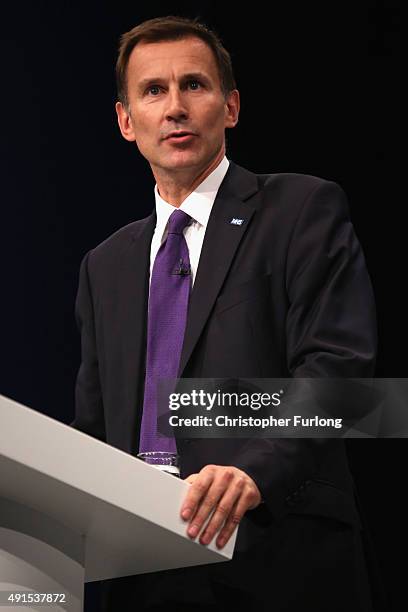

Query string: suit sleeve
[233,179,377,519]
[70,250,106,442]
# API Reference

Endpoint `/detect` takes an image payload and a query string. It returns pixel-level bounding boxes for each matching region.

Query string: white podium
[0,395,236,611]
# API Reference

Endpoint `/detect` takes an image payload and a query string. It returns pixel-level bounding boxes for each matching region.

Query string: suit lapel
[120,210,156,453]
[178,161,260,376]
[127,207,156,342]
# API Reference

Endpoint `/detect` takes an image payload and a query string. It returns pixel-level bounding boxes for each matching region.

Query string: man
[71,15,378,612]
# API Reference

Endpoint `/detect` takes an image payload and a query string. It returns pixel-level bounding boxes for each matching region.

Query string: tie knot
[167,209,192,235]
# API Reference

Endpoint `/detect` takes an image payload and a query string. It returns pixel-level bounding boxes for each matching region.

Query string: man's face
[115,37,239,174]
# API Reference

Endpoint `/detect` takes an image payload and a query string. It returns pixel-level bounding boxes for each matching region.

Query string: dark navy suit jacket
[71,161,377,610]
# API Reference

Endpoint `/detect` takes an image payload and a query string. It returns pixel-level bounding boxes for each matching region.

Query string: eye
[146,85,161,96]
[187,80,202,90]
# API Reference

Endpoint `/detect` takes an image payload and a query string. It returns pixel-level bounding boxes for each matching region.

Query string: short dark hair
[116,15,237,109]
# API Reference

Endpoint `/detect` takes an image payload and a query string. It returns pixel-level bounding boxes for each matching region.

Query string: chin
[161,153,203,170]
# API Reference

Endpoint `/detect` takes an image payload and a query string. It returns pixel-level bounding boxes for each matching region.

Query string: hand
[180,464,262,549]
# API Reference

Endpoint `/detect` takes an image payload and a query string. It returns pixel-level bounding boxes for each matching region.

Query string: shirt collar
[153,156,230,232]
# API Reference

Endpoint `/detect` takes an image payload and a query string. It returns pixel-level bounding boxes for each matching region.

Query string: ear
[115,101,136,142]
[224,89,240,129]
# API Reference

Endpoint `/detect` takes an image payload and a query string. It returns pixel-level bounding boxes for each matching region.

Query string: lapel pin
[230,218,245,226]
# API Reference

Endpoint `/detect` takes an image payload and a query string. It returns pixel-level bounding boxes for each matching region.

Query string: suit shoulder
[85,215,153,270]
[257,170,342,196]
[253,170,348,215]
[228,162,344,209]
[94,218,142,250]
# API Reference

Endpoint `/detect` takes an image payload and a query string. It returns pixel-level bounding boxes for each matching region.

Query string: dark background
[1,1,404,610]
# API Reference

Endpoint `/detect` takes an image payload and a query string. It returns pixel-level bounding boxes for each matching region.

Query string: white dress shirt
[149,156,230,287]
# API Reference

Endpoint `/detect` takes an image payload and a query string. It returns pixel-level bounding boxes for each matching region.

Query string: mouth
[164,131,197,144]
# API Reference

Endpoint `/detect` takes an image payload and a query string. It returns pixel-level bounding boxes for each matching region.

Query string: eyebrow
[137,72,211,92]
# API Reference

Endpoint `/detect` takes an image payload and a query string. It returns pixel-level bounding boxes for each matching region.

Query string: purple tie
[138,209,192,453]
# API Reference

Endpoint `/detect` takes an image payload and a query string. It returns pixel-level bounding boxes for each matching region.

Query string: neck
[152,147,225,207]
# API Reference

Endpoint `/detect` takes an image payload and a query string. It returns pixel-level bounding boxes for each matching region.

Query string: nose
[165,86,189,122]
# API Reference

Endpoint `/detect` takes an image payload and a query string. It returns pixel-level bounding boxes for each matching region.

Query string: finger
[186,468,235,539]
[184,473,198,485]
[181,466,215,521]
[215,487,257,548]
[199,475,245,545]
